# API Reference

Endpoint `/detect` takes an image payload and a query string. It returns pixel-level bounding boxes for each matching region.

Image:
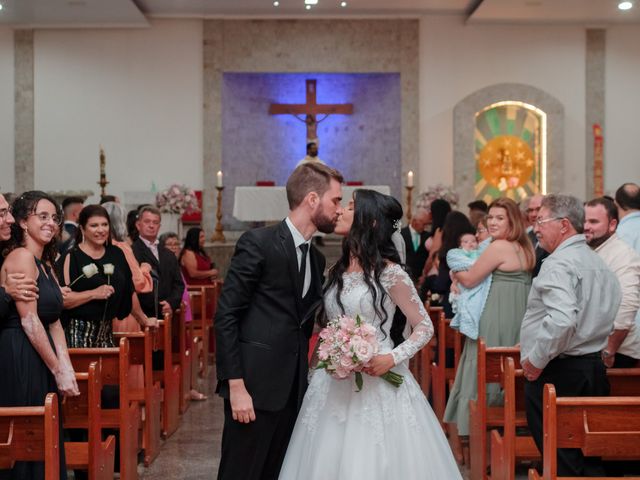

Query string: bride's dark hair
[325,189,404,334]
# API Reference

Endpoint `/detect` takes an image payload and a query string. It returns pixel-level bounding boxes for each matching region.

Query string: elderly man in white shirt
[585,197,640,368]
[520,194,621,477]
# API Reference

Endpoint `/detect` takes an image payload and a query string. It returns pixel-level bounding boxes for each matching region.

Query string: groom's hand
[229,379,256,423]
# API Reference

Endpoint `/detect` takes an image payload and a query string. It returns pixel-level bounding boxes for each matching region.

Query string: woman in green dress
[443,197,535,446]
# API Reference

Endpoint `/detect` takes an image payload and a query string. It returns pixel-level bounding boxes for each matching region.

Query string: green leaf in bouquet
[355,371,363,392]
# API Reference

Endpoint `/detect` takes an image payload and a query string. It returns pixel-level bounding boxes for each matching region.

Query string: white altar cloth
[232,185,391,222]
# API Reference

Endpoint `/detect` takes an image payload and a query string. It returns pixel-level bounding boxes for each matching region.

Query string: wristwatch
[602,350,613,358]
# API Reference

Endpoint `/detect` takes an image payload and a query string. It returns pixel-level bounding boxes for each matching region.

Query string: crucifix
[269,79,354,146]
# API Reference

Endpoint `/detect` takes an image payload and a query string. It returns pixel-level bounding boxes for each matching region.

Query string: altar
[232,185,392,222]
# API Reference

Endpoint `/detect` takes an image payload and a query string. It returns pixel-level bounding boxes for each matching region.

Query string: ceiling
[0,0,638,28]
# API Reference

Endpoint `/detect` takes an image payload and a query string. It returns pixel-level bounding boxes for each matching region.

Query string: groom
[215,163,343,480]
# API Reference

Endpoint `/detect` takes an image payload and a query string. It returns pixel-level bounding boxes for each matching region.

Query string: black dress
[59,245,133,348]
[0,257,66,480]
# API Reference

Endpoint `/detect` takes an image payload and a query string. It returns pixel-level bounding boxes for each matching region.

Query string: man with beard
[0,193,39,318]
[525,193,549,276]
[584,197,640,368]
[215,162,343,480]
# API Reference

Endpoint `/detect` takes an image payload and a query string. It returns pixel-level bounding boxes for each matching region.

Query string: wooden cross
[269,79,353,145]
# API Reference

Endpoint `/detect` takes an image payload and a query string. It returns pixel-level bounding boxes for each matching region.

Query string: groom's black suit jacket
[215,220,325,412]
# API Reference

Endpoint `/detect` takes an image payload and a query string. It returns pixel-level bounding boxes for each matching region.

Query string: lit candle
[99,148,106,177]
[407,171,414,187]
[216,170,223,188]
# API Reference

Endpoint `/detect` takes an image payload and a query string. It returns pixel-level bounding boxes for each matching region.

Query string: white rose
[103,263,115,276]
[82,263,99,278]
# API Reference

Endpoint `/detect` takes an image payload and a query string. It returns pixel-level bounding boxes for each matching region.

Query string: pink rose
[334,365,350,379]
[339,315,356,331]
[350,337,375,364]
[339,354,355,370]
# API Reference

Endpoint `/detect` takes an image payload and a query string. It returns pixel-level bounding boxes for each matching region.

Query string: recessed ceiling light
[273,0,279,5]
[0,4,4,11]
[305,0,318,4]
[305,4,311,9]
[619,1,633,10]
[341,1,347,6]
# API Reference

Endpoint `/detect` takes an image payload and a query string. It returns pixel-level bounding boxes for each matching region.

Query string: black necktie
[299,243,309,294]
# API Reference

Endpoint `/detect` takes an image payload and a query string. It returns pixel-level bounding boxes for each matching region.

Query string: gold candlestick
[98,148,109,197]
[211,186,226,243]
[405,186,414,223]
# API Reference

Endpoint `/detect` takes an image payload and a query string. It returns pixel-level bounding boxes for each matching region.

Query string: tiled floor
[140,368,530,479]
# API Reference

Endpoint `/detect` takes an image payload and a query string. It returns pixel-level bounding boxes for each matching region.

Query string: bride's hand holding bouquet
[316,314,403,391]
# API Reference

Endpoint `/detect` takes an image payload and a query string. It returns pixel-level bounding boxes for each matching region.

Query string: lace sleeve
[381,264,434,365]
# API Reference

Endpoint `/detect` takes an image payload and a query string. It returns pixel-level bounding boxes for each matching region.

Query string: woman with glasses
[0,191,80,479]
[58,204,134,348]
[444,197,535,458]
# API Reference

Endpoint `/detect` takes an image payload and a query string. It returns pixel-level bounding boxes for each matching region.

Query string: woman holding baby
[443,197,535,459]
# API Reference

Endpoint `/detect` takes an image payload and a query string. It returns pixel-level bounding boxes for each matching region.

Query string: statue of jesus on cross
[269,79,354,147]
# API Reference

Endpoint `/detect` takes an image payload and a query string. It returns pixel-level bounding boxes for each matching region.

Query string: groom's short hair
[286,163,343,210]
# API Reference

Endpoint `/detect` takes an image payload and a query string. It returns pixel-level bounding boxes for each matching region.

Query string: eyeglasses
[0,208,11,220]
[535,217,562,226]
[31,212,62,225]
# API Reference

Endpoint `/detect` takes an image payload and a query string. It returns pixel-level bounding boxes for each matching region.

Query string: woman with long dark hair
[58,204,134,348]
[420,211,476,316]
[279,189,462,480]
[0,191,79,479]
[179,227,218,285]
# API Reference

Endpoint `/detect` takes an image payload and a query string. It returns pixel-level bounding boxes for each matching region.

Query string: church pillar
[14,29,34,193]
[585,29,606,198]
[203,21,224,237]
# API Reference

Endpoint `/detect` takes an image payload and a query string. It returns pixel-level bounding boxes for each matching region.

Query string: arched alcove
[453,83,564,209]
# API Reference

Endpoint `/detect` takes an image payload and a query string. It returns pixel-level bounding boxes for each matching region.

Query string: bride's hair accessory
[393,219,402,232]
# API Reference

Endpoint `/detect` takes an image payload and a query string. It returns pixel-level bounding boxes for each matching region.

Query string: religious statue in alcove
[269,79,353,146]
[474,101,546,203]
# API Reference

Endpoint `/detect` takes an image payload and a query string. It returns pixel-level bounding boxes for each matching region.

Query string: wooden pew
[0,393,60,479]
[188,282,221,374]
[469,339,522,480]
[173,305,193,414]
[154,313,181,439]
[63,361,116,480]
[492,365,640,480]
[528,384,640,480]
[430,310,464,424]
[188,287,211,380]
[489,356,540,480]
[69,338,141,480]
[113,328,162,467]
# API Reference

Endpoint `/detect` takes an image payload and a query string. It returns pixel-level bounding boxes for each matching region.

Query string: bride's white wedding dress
[279,264,462,480]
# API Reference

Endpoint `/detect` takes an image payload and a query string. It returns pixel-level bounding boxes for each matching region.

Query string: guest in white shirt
[520,194,621,477]
[615,182,640,252]
[584,197,640,368]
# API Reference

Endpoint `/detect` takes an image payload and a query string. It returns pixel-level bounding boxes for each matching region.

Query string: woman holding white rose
[58,204,134,348]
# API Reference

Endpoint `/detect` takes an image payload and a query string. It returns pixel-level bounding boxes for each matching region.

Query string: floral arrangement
[415,184,459,211]
[316,314,404,391]
[155,184,200,215]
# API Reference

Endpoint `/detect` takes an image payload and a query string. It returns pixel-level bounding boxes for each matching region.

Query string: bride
[279,190,462,480]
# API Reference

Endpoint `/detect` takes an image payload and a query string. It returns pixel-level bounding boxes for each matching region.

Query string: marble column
[14,29,35,193]
[585,29,606,198]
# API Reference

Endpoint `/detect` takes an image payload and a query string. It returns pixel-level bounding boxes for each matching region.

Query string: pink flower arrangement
[415,184,459,211]
[316,314,403,391]
[155,184,200,215]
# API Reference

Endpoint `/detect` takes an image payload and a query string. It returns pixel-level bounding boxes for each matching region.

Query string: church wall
[419,15,587,200]
[0,27,14,193]
[605,25,640,192]
[32,19,203,202]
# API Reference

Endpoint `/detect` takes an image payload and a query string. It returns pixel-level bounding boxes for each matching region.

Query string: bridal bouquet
[155,184,200,215]
[316,314,404,391]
